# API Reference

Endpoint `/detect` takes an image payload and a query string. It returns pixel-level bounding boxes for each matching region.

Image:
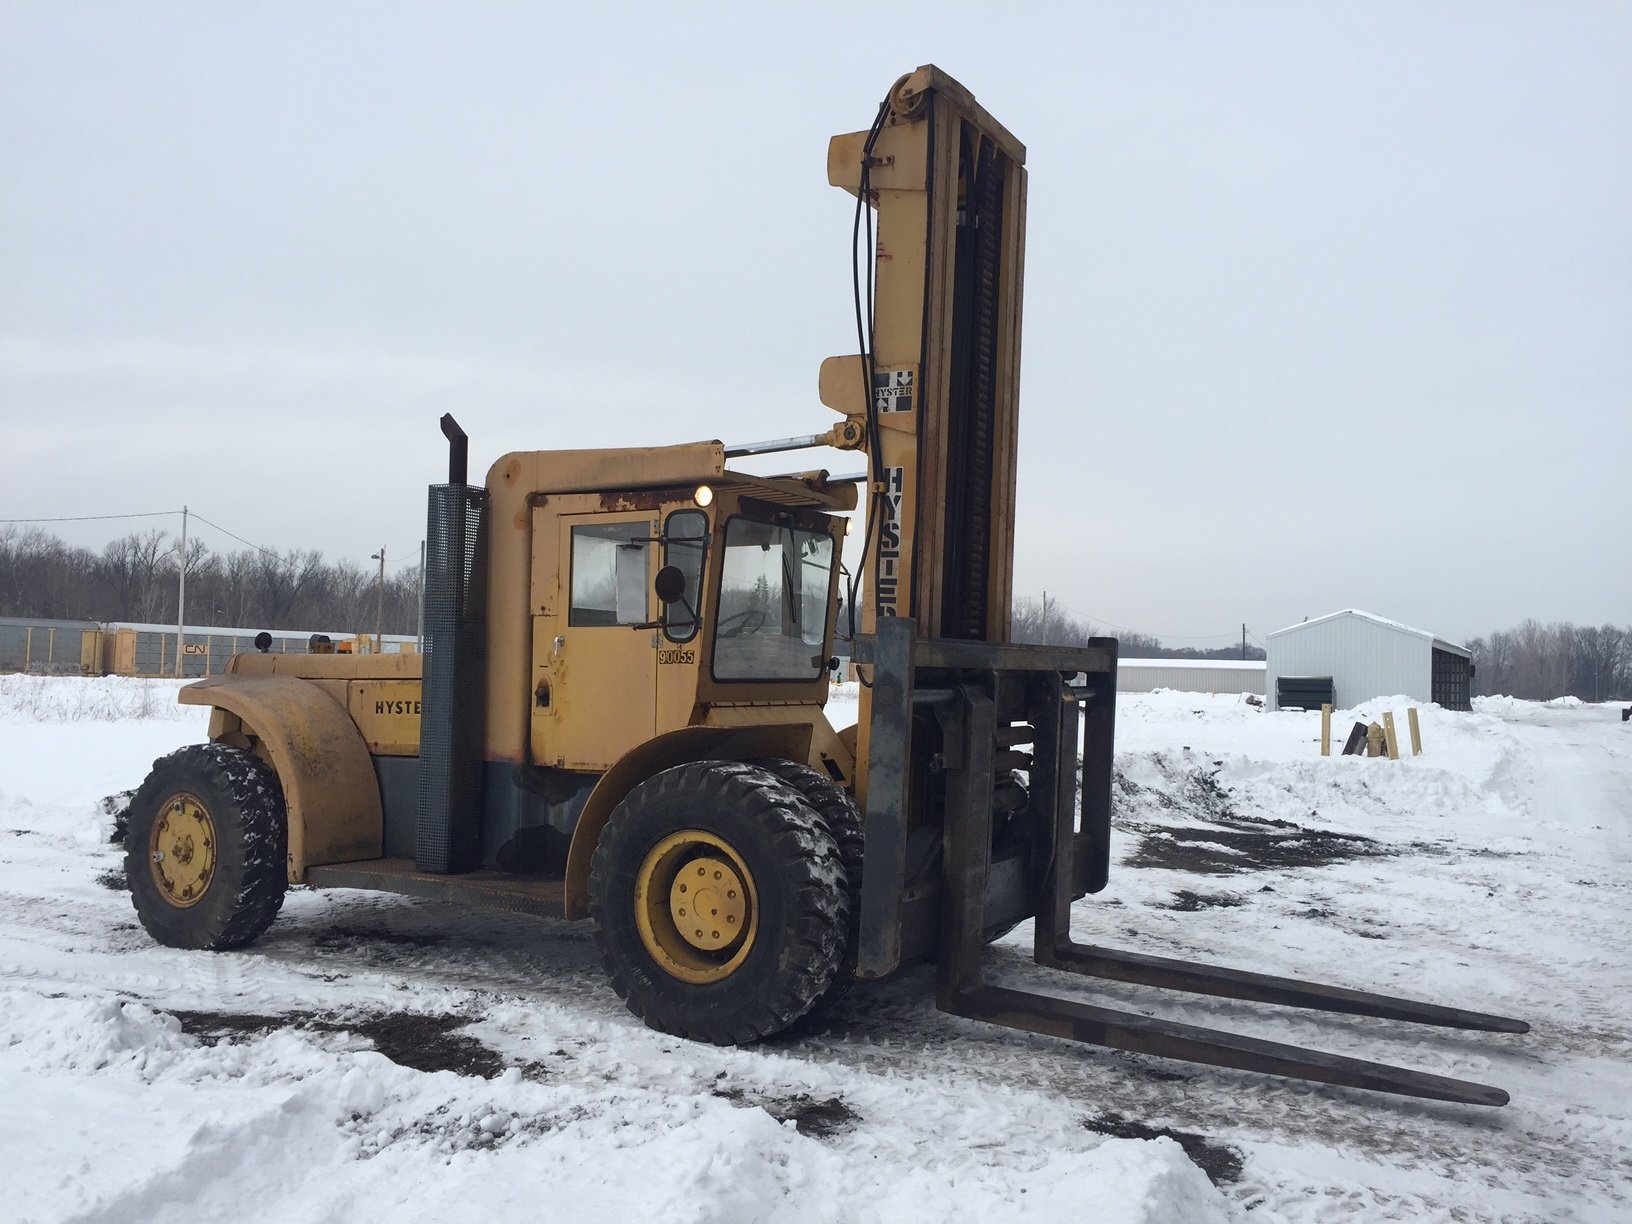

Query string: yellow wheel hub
[149,793,217,908]
[634,831,758,984]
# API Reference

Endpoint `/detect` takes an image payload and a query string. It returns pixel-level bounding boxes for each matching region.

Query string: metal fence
[0,616,418,677]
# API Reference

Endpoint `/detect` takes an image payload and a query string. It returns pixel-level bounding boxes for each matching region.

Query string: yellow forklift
[127,66,1525,1104]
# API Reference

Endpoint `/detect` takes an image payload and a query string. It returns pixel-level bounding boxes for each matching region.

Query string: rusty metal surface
[1077,647,1117,893]
[346,679,423,756]
[1035,943,1529,1034]
[947,984,1511,1108]
[852,632,1115,677]
[856,616,915,978]
[229,651,422,680]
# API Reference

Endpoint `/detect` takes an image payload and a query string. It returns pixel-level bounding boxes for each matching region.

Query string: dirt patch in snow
[1127,823,1386,875]
[313,926,441,954]
[1115,763,1393,875]
[714,1085,861,1139]
[346,1012,508,1078]
[94,868,128,891]
[169,1007,506,1078]
[1163,889,1244,911]
[1083,1112,1244,1186]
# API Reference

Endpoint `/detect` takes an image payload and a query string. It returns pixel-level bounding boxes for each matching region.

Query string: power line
[6,505,417,572]
[188,511,280,560]
[0,510,181,524]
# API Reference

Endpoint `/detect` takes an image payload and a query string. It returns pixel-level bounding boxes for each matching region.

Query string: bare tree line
[1467,621,1632,702]
[0,526,422,636]
[7,529,1625,697]
[1011,597,1265,661]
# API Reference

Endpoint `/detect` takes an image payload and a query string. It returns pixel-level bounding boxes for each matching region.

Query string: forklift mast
[823,66,1026,645]
[823,68,1029,812]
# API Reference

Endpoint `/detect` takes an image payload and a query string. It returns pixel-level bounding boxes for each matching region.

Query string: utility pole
[416,539,426,652]
[371,546,386,654]
[1242,622,1247,661]
[175,505,189,677]
[1040,590,1050,645]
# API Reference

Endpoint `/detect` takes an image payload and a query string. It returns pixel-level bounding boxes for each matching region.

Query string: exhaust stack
[416,415,488,873]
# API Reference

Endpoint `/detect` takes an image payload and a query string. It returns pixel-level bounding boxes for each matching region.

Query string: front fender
[561,721,824,920]
[180,675,382,883]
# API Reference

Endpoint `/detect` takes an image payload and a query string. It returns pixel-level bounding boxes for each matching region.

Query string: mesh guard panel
[416,483,488,873]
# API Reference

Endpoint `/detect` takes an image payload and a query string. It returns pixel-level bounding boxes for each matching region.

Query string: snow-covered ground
[2,675,1629,1222]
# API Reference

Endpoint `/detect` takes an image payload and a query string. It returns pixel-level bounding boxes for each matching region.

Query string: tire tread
[125,743,287,950]
[589,760,847,1045]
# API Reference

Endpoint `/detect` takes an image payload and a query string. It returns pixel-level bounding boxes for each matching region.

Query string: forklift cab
[528,484,848,774]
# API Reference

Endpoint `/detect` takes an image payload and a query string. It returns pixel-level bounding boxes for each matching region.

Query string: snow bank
[0,674,194,724]
[3,993,1231,1224]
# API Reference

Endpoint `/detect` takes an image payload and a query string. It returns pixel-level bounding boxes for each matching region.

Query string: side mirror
[654,564,687,605]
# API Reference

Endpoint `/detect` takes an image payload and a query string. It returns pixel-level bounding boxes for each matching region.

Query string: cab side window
[570,524,648,627]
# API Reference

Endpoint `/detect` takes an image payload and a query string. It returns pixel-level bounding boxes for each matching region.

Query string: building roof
[1266,609,1469,657]
[1118,658,1265,670]
[0,615,100,631]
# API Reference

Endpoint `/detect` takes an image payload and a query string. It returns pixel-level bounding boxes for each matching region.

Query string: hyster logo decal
[873,367,914,414]
[658,648,695,665]
[374,699,422,716]
[876,464,904,617]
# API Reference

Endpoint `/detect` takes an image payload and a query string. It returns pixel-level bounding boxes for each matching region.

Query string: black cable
[188,512,282,560]
[845,91,895,669]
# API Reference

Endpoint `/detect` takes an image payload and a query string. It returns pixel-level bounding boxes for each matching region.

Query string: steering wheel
[717,608,767,639]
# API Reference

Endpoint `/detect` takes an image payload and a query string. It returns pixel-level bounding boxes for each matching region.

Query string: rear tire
[125,744,287,951]
[589,761,847,1045]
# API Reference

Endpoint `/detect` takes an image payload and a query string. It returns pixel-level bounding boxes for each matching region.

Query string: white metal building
[1115,658,1265,696]
[1265,610,1473,712]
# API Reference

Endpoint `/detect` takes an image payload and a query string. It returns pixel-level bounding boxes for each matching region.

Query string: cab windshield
[712,516,835,682]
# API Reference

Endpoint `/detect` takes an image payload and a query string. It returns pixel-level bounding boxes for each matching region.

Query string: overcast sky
[3,2,1627,647]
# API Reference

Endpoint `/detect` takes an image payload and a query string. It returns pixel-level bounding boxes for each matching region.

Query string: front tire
[125,744,287,950]
[589,761,848,1045]
[750,759,864,1019]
